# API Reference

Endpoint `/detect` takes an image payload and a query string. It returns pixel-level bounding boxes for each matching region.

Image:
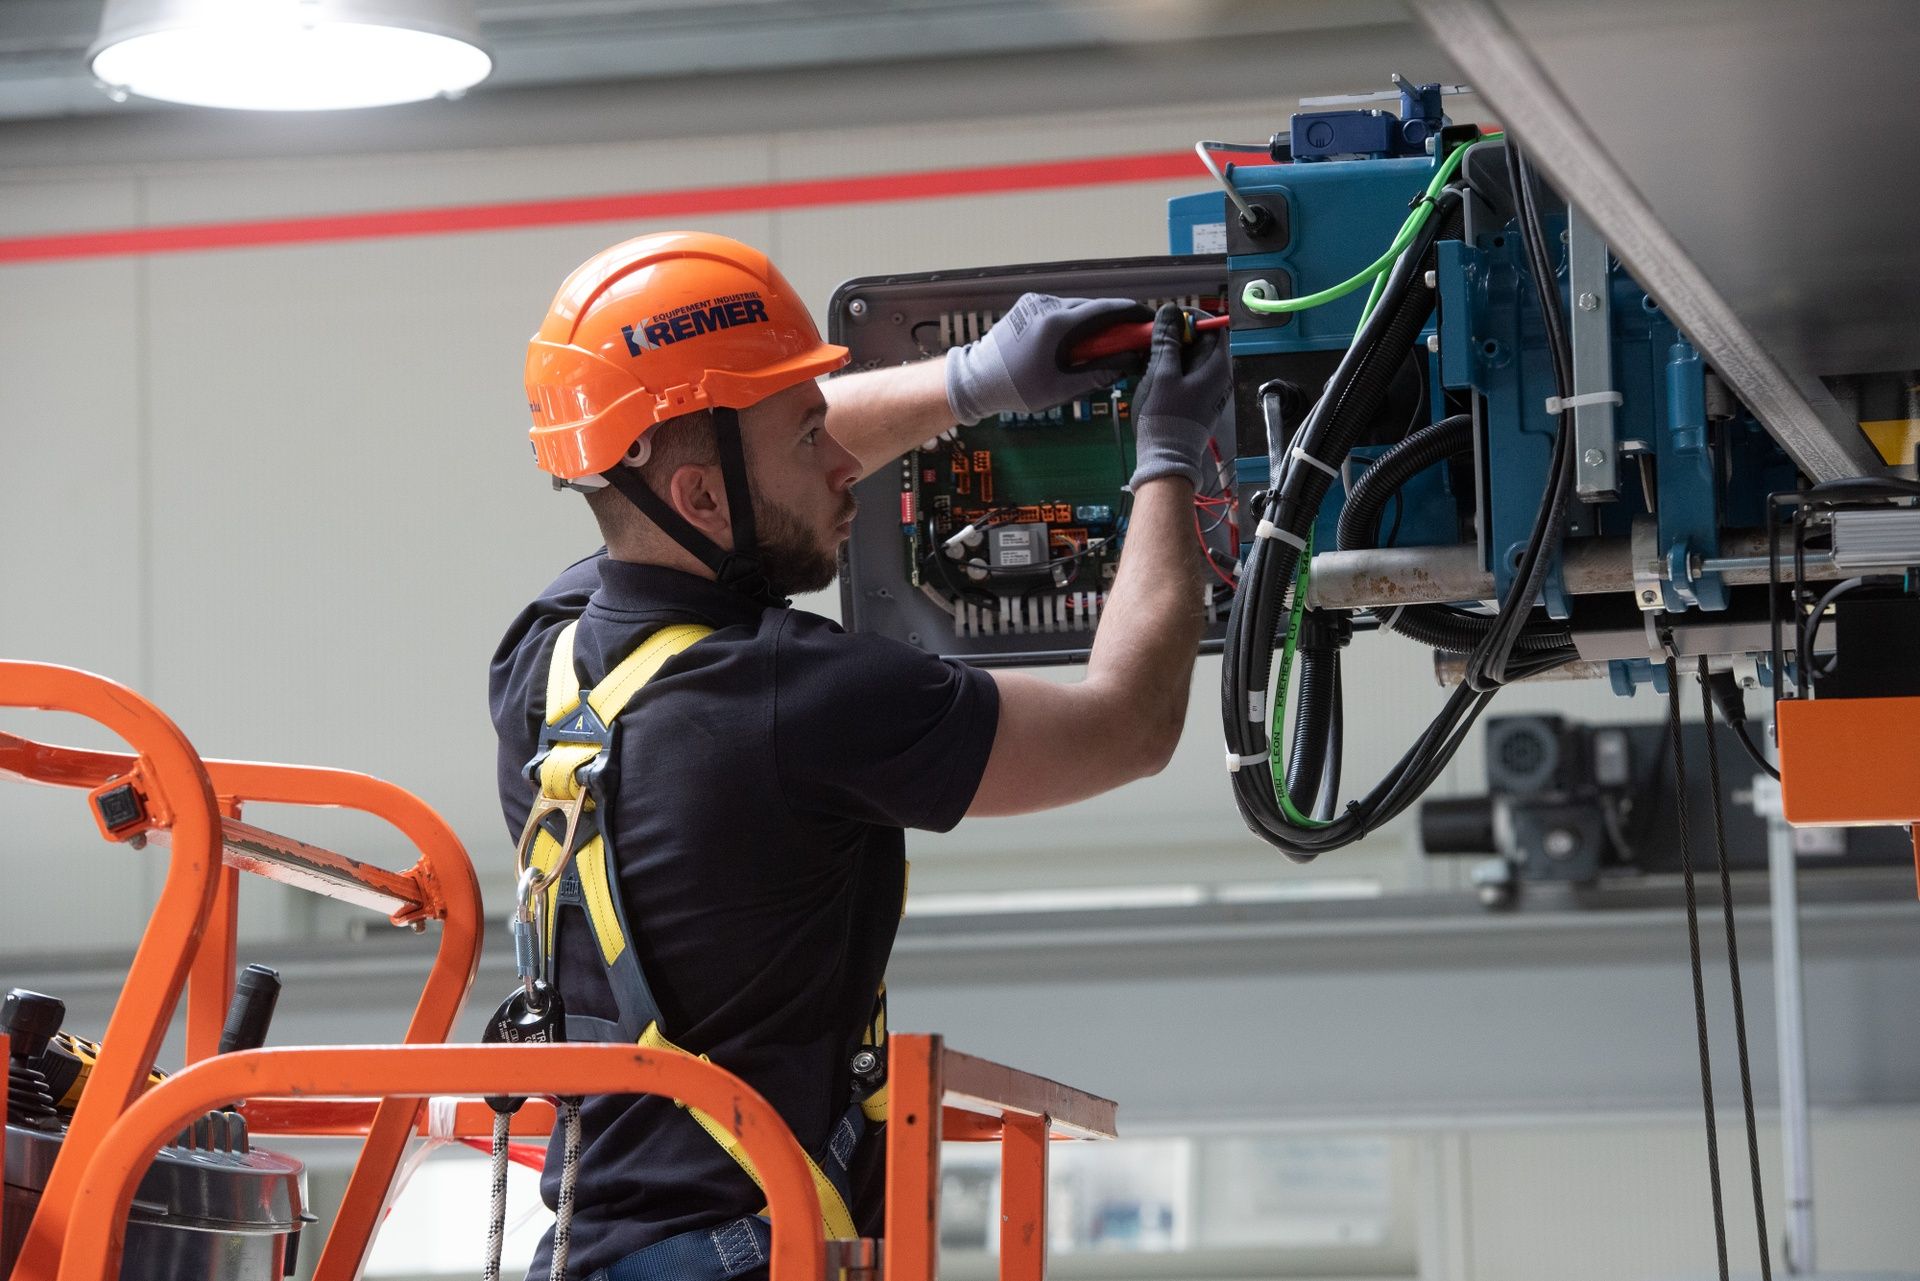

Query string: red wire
[1203,438,1240,554]
[1194,506,1239,590]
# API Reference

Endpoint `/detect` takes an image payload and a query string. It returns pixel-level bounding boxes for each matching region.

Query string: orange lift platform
[0,659,1116,1281]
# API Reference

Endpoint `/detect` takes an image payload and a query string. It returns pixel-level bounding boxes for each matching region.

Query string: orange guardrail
[0,660,481,1281]
[44,1045,826,1281]
[886,1032,1117,1281]
[1,660,1117,1281]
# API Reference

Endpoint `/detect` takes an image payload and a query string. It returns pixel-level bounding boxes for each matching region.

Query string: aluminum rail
[1767,815,1816,1275]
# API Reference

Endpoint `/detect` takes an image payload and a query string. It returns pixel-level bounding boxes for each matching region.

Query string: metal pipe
[1306,529,1846,610]
[1432,655,1611,686]
[1768,816,1816,1274]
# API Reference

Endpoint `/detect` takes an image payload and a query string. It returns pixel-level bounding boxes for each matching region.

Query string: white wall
[0,63,1537,951]
[2,23,1916,1281]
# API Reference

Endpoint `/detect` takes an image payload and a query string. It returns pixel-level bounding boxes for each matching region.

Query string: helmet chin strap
[600,407,789,607]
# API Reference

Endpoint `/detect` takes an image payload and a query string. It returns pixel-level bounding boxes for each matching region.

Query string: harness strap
[533,618,877,1247]
[638,1022,861,1242]
[538,622,715,801]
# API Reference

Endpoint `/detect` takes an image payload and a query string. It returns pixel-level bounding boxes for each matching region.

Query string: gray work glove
[944,293,1150,425]
[1127,304,1231,490]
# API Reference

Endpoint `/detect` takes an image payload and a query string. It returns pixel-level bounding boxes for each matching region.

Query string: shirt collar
[591,556,774,629]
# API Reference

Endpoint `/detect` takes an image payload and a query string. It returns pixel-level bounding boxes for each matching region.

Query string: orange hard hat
[525,231,849,480]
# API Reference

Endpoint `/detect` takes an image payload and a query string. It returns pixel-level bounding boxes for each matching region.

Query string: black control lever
[4,988,68,1127]
[2,989,65,1062]
[218,964,282,1055]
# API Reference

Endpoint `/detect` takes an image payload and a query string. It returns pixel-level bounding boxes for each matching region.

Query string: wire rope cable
[1697,657,1775,1280]
[1666,654,1733,1281]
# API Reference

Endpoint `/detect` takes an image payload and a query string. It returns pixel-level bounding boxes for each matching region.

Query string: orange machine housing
[1776,695,1920,892]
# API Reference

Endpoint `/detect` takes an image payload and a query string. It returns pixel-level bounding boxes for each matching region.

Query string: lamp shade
[89,0,492,111]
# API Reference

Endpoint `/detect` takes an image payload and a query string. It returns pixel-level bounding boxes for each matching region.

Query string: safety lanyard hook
[512,788,592,898]
[512,863,550,1004]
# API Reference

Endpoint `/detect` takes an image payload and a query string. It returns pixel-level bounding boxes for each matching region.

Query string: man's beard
[751,494,853,598]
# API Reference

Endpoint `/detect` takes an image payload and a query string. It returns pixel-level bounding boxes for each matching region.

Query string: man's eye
[803,428,820,445]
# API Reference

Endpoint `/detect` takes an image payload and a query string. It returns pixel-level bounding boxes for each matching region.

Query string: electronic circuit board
[829,256,1231,665]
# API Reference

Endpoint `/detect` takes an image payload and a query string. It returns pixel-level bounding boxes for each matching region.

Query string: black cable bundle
[1461,144,1582,687]
[1223,184,1499,860]
[1336,414,1574,655]
[1223,139,1589,861]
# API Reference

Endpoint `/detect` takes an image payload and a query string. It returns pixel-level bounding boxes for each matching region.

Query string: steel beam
[1410,0,1886,482]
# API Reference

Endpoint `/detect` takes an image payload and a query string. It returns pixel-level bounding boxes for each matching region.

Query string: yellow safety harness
[515,620,888,1244]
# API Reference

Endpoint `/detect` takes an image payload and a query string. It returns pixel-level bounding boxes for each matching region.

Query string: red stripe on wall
[0,150,1209,265]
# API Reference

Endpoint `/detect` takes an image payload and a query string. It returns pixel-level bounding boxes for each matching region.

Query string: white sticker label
[1191,222,1228,254]
[999,549,1033,566]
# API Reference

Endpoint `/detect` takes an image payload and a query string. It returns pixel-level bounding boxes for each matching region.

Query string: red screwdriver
[1066,310,1231,365]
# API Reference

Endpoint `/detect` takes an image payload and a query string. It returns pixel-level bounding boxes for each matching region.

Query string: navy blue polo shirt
[488,552,999,1279]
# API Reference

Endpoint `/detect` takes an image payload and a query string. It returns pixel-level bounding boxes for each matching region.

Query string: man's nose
[824,431,861,488]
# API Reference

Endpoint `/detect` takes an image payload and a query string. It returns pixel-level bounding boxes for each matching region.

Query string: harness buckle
[511,788,592,1001]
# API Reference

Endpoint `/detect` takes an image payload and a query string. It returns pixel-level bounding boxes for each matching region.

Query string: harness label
[620,291,771,356]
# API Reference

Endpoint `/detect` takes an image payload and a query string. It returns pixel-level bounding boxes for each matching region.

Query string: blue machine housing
[1171,155,1449,555]
[1171,99,1799,695]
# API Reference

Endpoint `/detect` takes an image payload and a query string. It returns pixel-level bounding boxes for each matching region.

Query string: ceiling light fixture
[89,0,492,111]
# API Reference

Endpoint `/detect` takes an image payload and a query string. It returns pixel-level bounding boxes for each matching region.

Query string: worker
[490,231,1227,1281]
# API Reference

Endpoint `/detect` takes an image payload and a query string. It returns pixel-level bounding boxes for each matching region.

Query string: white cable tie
[1383,606,1405,628]
[1544,390,1624,415]
[427,1096,459,1140]
[1289,446,1341,480]
[1253,519,1307,551]
[1225,749,1270,773]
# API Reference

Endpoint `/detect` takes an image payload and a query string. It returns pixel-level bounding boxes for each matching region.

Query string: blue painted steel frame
[1170,123,1795,696]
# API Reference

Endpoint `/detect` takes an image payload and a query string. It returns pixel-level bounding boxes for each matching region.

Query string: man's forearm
[822,358,954,479]
[1084,478,1207,761]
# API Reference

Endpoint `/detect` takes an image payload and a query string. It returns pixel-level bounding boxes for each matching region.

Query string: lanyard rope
[483,1111,512,1281]
[549,1099,584,1281]
[483,1100,584,1281]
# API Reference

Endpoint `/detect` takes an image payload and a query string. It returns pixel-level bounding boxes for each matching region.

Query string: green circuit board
[902,382,1140,595]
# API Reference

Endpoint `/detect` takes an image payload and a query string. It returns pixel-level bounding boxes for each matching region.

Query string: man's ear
[665,463,732,543]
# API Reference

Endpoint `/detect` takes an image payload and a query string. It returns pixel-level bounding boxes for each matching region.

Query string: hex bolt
[1582,448,1606,467]
[1577,292,1600,312]
[1641,590,1658,604]
[1543,829,1578,860]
